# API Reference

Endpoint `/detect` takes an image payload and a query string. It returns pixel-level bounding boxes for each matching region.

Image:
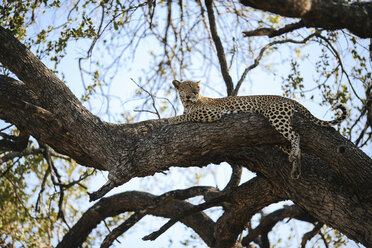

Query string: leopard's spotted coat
[169,80,348,179]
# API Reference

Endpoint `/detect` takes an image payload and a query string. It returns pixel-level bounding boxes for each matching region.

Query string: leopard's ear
[172,80,181,89]
[196,80,201,86]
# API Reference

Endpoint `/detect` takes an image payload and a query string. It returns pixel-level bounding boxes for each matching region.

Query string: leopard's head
[172,80,201,107]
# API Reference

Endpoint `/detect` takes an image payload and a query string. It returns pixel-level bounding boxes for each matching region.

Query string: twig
[133,109,159,115]
[131,78,161,119]
[0,124,12,132]
[205,0,234,96]
[101,186,218,247]
[242,205,316,246]
[319,231,330,248]
[243,20,305,38]
[360,132,371,147]
[0,147,44,165]
[131,78,177,118]
[354,122,369,146]
[0,157,20,178]
[142,193,228,241]
[5,176,34,219]
[233,33,317,96]
[301,222,324,248]
[316,33,363,102]
[35,163,51,212]
[53,170,94,189]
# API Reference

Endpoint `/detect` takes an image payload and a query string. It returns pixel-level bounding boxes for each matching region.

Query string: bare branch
[58,191,215,248]
[35,163,51,212]
[233,33,317,96]
[316,33,363,102]
[213,176,285,248]
[88,180,117,202]
[243,20,305,38]
[301,222,324,248]
[0,147,43,165]
[0,124,12,132]
[205,0,234,96]
[239,0,372,38]
[101,186,217,248]
[242,205,316,247]
[143,193,227,241]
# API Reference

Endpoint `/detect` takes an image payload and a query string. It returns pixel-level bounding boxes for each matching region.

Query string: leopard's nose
[186,96,191,99]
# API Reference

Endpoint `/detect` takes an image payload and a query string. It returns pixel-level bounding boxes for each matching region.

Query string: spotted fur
[170,80,348,179]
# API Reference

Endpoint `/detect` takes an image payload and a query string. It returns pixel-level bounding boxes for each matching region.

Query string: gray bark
[239,0,372,38]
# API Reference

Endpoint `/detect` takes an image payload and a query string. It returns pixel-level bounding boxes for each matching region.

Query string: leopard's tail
[294,101,349,127]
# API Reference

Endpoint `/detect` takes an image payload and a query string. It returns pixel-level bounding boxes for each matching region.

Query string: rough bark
[1,25,372,247]
[213,177,284,248]
[239,0,372,38]
[57,191,216,248]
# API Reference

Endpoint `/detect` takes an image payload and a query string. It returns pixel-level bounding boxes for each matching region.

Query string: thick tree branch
[0,26,112,170]
[0,129,29,152]
[239,0,372,38]
[237,148,372,247]
[242,204,316,246]
[101,186,217,248]
[213,176,285,248]
[57,191,216,248]
[0,75,105,169]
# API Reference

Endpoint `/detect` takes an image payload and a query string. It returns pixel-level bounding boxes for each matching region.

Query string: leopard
[169,79,348,179]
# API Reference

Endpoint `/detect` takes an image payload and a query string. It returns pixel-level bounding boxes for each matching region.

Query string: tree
[0,0,371,247]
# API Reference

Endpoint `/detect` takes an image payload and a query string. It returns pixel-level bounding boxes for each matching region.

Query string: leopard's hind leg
[266,103,301,179]
[288,133,301,179]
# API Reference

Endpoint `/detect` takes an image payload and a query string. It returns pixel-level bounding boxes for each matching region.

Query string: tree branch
[242,205,316,246]
[143,193,228,241]
[101,186,217,248]
[239,0,372,38]
[233,33,316,96]
[243,20,305,38]
[0,26,112,170]
[0,75,106,170]
[213,176,285,248]
[205,0,234,95]
[57,191,216,248]
[301,222,324,248]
